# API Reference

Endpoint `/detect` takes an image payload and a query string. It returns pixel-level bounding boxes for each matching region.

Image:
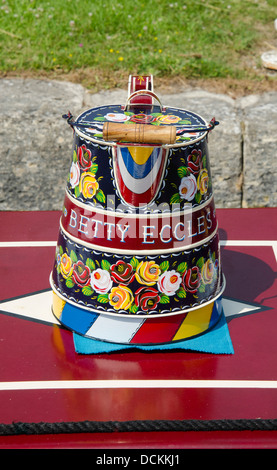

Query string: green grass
[0,0,276,86]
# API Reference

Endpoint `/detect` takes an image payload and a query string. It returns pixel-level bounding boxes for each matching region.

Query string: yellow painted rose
[60,253,73,279]
[135,261,161,286]
[156,114,181,124]
[201,259,214,284]
[197,169,209,195]
[109,284,134,310]
[79,172,99,199]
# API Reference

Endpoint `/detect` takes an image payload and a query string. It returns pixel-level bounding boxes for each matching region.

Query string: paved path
[0,78,276,210]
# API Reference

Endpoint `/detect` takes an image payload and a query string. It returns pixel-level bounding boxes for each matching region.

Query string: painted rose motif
[130,114,154,124]
[135,261,161,286]
[179,174,197,201]
[69,144,105,204]
[182,266,201,293]
[60,253,74,279]
[77,144,92,170]
[110,260,135,285]
[105,113,130,122]
[135,287,160,311]
[69,161,80,188]
[197,169,209,195]
[72,260,91,287]
[90,268,112,294]
[158,270,182,296]
[56,244,220,315]
[79,172,99,199]
[170,146,211,206]
[156,114,181,124]
[187,149,202,175]
[201,259,215,284]
[109,285,134,310]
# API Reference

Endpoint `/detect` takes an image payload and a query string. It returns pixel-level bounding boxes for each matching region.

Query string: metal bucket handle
[123,89,165,112]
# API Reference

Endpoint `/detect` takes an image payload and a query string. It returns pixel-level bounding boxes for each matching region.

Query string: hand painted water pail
[50,75,225,346]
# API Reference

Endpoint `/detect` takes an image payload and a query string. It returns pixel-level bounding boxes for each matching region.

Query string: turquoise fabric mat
[73,313,234,355]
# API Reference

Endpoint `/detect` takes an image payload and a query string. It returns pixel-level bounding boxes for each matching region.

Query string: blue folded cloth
[73,313,234,355]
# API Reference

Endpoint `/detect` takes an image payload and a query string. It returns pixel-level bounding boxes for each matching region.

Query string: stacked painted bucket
[50,75,225,347]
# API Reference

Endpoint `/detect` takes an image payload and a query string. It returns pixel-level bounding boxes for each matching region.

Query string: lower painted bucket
[51,289,224,346]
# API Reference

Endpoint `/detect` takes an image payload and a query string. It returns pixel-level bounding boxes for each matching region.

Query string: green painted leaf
[129,304,138,313]
[176,262,187,274]
[82,285,94,296]
[74,185,81,197]
[178,120,191,125]
[90,163,98,174]
[159,294,170,304]
[177,287,186,298]
[159,260,170,273]
[101,259,111,271]
[66,277,75,288]
[196,257,205,269]
[177,166,188,178]
[86,258,95,270]
[199,283,206,293]
[73,149,77,163]
[97,294,109,303]
[195,192,202,204]
[95,189,106,203]
[130,257,139,269]
[170,193,181,204]
[70,250,78,263]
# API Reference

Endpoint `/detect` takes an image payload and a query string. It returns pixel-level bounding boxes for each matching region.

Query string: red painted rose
[110,260,135,285]
[187,149,202,175]
[72,260,91,286]
[182,266,201,293]
[135,286,160,311]
[130,114,154,124]
[77,144,92,170]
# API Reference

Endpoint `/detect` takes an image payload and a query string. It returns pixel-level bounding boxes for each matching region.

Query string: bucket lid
[65,89,218,147]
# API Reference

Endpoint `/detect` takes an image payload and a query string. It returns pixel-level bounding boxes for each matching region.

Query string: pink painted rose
[158,270,182,296]
[69,161,80,188]
[90,268,112,294]
[179,174,197,201]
